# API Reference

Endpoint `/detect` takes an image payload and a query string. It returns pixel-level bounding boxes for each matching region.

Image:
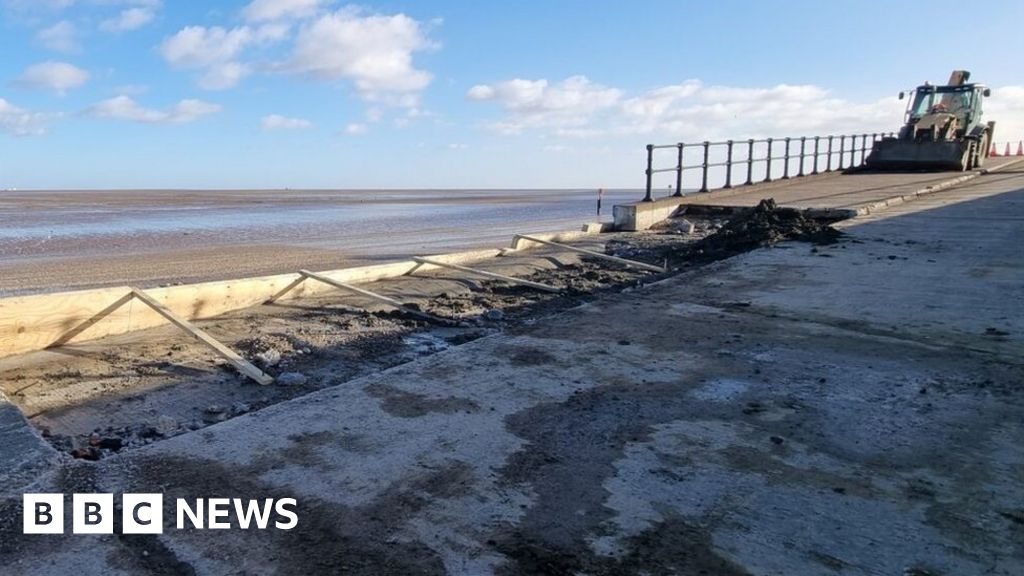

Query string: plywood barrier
[0,227,607,358]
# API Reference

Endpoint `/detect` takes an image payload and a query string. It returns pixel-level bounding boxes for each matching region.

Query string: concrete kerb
[852,156,1024,217]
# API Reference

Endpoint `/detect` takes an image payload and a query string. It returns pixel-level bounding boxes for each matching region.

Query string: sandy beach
[0,188,637,296]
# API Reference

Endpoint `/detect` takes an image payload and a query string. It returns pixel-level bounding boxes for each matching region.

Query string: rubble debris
[154,415,178,436]
[203,405,228,423]
[688,199,842,261]
[256,348,282,367]
[483,309,505,321]
[70,447,102,461]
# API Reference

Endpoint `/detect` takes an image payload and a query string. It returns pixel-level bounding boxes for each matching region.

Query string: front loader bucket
[865,138,971,171]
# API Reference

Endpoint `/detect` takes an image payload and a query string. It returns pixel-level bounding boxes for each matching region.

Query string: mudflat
[0,188,635,296]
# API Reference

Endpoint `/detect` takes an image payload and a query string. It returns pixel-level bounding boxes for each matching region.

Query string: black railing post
[838,136,845,170]
[798,137,807,177]
[782,137,791,179]
[826,136,834,171]
[745,139,754,185]
[765,138,773,182]
[849,134,856,167]
[699,141,710,192]
[644,144,654,202]
[861,133,869,165]
[723,140,734,189]
[674,143,684,197]
[812,136,820,174]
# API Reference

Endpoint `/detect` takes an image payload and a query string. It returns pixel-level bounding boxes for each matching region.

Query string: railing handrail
[642,132,896,202]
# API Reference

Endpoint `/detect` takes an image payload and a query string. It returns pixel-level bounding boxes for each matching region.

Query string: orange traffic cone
[1017,141,1023,156]
[1005,143,1012,156]
[990,143,1000,156]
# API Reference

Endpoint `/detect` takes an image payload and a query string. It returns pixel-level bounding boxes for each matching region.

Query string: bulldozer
[866,70,995,171]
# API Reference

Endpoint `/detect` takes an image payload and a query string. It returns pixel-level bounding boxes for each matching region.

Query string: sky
[1,0,1022,189]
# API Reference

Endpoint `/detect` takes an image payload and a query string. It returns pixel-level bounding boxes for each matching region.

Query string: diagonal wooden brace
[130,288,274,385]
[411,256,562,293]
[512,234,666,273]
[298,270,453,325]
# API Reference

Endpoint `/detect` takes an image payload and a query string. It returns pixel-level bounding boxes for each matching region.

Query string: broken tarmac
[2,167,1024,575]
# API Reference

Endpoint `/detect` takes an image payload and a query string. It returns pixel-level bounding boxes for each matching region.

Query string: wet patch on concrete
[493,376,742,571]
[494,515,749,575]
[506,346,559,367]
[110,454,475,575]
[364,382,481,418]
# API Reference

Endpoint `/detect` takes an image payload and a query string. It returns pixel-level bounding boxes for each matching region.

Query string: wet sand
[0,188,638,296]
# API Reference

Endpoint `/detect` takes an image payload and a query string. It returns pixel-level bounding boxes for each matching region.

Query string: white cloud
[37,20,78,52]
[466,75,622,135]
[343,122,366,135]
[0,98,50,136]
[156,6,434,113]
[285,8,434,101]
[985,86,1024,148]
[465,84,494,100]
[242,0,324,22]
[86,95,220,123]
[619,82,843,137]
[261,114,312,130]
[15,61,89,95]
[100,3,160,32]
[468,75,915,140]
[159,26,255,68]
[199,62,251,91]
[158,24,286,90]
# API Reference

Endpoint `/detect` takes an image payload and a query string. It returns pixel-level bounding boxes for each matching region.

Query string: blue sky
[1,0,1022,189]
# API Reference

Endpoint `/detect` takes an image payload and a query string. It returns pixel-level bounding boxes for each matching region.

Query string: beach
[0,188,637,296]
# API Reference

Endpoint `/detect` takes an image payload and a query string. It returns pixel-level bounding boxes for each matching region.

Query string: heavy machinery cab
[900,83,990,142]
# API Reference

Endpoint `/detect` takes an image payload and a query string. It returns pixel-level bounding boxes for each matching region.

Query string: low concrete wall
[613,196,685,231]
[0,225,610,359]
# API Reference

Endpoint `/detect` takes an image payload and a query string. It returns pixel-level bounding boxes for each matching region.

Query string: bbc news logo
[23,494,298,534]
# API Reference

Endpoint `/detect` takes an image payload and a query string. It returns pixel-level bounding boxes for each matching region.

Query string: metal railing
[643,133,895,202]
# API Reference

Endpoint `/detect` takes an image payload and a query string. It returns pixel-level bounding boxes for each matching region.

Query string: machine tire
[975,132,989,168]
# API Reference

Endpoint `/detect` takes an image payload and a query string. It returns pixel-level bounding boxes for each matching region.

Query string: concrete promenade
[2,168,1023,574]
[615,156,1023,229]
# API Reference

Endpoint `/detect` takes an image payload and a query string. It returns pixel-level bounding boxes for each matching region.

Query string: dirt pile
[689,198,841,261]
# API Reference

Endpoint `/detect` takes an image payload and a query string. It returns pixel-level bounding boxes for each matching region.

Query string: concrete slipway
[2,169,1023,575]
